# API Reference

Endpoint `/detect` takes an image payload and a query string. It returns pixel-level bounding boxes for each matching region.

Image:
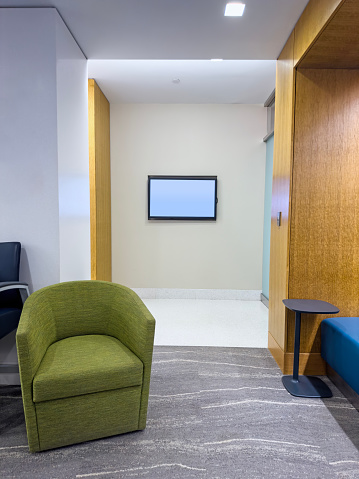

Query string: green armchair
[16,281,156,452]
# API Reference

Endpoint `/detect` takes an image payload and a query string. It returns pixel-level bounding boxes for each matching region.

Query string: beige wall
[110,104,266,290]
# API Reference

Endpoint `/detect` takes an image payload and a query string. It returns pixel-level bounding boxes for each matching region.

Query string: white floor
[143,299,269,348]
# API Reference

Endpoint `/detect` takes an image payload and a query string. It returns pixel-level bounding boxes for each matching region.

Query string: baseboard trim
[268,332,326,375]
[132,288,262,301]
[261,294,269,308]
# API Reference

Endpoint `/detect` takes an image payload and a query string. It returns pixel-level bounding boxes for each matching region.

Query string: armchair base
[32,386,142,452]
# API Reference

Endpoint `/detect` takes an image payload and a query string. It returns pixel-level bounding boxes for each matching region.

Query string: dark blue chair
[0,242,29,340]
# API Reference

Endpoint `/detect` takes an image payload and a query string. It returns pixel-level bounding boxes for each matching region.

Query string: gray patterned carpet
[1,347,359,478]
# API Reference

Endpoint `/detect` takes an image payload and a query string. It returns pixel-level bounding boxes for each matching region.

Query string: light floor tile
[143,299,268,348]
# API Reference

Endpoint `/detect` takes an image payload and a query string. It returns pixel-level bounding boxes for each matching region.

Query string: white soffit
[88,59,276,104]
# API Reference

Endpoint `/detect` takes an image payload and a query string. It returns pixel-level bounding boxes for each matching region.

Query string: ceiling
[0,0,310,103]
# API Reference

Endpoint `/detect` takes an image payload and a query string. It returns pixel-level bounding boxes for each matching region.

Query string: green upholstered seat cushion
[33,335,143,403]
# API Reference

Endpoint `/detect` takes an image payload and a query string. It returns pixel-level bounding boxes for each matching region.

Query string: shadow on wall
[20,247,33,294]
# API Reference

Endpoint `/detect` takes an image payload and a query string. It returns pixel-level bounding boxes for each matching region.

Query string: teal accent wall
[262,134,274,299]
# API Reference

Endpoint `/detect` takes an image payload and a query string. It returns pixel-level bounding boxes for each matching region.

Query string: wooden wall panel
[289,69,359,355]
[269,0,359,374]
[299,0,359,69]
[88,79,112,281]
[268,32,295,356]
[293,0,343,66]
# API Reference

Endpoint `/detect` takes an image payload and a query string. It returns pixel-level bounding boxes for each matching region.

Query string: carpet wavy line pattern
[1,346,359,479]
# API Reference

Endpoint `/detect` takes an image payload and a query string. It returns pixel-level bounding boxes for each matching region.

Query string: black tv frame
[148,175,218,221]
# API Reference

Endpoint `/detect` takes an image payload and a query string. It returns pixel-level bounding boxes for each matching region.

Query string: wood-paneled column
[88,79,112,281]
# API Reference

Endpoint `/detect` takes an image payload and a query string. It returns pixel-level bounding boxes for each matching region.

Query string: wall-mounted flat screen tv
[148,176,218,220]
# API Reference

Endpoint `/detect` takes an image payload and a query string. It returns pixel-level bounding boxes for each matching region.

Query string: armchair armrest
[106,283,155,429]
[16,291,57,451]
[107,284,155,363]
[0,281,30,303]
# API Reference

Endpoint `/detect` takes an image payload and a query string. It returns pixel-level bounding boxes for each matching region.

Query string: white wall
[0,8,90,291]
[0,8,90,383]
[56,15,91,282]
[111,104,266,290]
[0,9,60,293]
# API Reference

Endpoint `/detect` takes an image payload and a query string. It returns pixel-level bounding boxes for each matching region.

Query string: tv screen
[148,176,217,220]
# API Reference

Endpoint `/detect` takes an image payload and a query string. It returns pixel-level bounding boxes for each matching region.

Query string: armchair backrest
[18,280,154,342]
[17,280,155,370]
[37,281,115,340]
[0,242,22,308]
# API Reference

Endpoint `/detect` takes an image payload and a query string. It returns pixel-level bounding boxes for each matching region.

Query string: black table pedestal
[282,299,339,399]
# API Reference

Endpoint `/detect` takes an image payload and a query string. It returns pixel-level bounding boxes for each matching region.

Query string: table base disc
[282,375,332,398]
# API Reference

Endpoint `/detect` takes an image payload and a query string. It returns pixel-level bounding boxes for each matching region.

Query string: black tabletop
[282,299,339,314]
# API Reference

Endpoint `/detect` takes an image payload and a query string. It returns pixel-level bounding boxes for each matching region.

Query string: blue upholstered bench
[321,317,359,399]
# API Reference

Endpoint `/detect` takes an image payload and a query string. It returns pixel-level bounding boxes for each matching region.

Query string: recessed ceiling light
[224,2,245,17]
[211,59,223,62]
